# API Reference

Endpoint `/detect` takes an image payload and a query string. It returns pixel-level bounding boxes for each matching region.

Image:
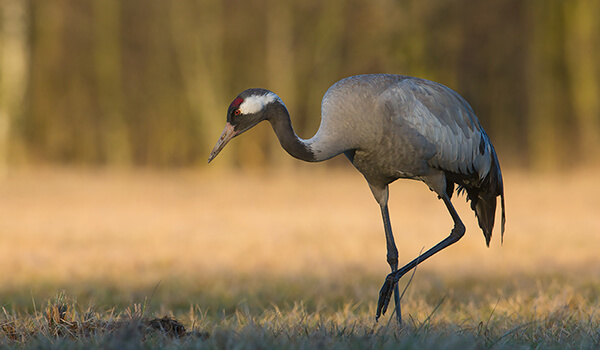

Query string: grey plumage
[208,74,506,323]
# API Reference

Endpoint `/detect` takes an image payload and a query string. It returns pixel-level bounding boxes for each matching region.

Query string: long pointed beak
[208,123,237,163]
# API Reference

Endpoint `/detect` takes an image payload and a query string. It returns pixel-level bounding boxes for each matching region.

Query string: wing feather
[379,78,492,180]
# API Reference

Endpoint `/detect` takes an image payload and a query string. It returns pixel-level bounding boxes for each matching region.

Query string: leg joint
[451,222,466,240]
[386,256,398,269]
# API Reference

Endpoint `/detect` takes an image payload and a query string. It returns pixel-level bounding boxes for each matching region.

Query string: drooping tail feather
[500,189,506,244]
[472,192,497,247]
[459,146,506,247]
[467,148,505,247]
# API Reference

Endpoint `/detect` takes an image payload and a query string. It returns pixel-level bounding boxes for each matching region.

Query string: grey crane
[208,74,506,323]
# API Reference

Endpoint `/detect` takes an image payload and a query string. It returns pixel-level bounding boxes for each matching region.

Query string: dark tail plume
[472,191,497,246]
[467,149,505,247]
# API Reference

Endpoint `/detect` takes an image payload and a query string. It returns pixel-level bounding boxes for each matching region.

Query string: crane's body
[208,74,505,323]
[314,76,495,190]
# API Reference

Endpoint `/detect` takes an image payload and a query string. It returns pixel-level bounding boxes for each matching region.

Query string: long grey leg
[369,184,402,324]
[376,193,466,320]
[380,202,402,324]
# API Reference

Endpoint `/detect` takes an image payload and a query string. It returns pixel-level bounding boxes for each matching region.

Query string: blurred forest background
[0,0,599,171]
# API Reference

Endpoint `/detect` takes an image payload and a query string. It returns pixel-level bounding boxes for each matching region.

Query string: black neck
[266,102,316,162]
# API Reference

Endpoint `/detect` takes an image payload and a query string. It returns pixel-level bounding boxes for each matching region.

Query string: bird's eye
[234,109,241,116]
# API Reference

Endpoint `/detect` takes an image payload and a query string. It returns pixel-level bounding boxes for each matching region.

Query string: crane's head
[208,89,280,163]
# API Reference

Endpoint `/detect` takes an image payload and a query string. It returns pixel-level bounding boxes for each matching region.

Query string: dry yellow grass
[0,165,598,311]
[1,166,600,348]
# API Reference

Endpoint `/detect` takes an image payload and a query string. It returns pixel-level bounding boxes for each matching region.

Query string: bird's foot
[375,273,397,321]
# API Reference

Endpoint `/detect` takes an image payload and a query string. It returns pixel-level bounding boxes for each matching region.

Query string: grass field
[0,166,599,348]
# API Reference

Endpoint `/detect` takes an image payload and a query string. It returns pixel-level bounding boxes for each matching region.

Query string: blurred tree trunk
[564,0,600,164]
[27,2,61,161]
[400,1,433,79]
[0,0,28,173]
[93,0,130,166]
[169,0,226,167]
[265,0,296,168]
[526,0,565,170]
[300,0,346,140]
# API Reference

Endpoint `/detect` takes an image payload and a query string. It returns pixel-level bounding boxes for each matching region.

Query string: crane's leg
[376,193,465,320]
[380,202,402,324]
[369,184,402,324]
